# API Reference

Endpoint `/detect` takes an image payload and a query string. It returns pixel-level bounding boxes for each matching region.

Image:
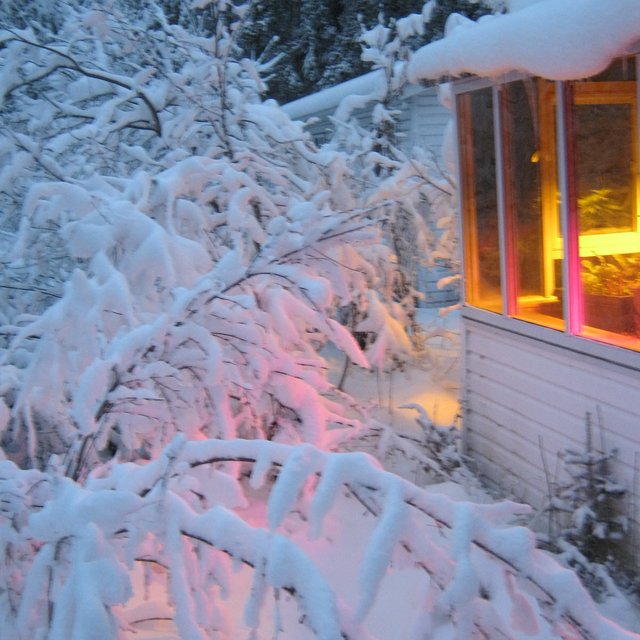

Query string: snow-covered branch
[2,28,162,134]
[2,438,635,639]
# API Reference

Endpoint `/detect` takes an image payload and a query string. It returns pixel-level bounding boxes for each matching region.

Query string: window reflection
[458,87,502,312]
[575,102,635,233]
[569,66,640,348]
[501,79,564,329]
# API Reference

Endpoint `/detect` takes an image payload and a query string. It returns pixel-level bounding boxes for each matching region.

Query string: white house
[283,69,458,308]
[284,68,451,155]
[406,0,640,548]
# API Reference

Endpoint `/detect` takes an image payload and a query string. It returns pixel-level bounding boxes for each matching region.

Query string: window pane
[581,253,640,343]
[570,63,640,350]
[458,88,502,312]
[501,79,564,329]
[575,102,634,232]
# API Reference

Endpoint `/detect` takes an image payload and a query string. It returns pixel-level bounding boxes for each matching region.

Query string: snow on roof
[407,0,640,83]
[283,70,386,120]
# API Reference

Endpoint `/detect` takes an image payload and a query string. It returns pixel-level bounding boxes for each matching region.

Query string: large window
[501,78,564,330]
[569,60,640,348]
[457,87,502,313]
[457,58,640,351]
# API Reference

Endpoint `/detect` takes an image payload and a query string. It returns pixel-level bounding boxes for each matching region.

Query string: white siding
[285,84,450,159]
[398,90,450,158]
[463,313,640,538]
[298,103,375,146]
[418,263,459,308]
[285,80,458,309]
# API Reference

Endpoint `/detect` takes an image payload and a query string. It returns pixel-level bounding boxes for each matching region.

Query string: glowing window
[457,57,640,351]
[500,79,564,330]
[457,87,502,313]
[567,61,640,349]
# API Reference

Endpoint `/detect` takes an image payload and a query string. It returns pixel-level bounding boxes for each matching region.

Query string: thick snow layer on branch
[4,439,640,639]
[268,444,322,530]
[356,478,408,621]
[407,0,640,82]
[266,535,344,640]
[283,70,386,120]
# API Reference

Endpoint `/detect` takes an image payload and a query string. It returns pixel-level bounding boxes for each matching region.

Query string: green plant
[581,253,640,296]
[541,412,628,598]
[579,188,630,232]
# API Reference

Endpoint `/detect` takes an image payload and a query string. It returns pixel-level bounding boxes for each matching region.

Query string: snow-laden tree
[0,0,422,473]
[2,437,637,640]
[237,0,500,104]
[320,6,460,364]
[0,4,637,639]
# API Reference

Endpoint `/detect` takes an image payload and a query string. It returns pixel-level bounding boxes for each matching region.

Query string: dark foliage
[238,0,497,103]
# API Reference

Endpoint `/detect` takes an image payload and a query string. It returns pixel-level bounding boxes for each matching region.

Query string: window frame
[453,57,640,355]
[497,77,562,324]
[457,83,504,313]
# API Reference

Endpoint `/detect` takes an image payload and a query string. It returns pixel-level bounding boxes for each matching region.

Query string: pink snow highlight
[407,0,640,82]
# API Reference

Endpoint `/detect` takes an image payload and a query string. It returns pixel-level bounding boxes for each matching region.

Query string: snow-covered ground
[347,308,460,428]
[127,309,640,639]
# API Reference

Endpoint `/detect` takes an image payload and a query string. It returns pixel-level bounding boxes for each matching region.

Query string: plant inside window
[581,254,640,336]
[578,188,632,234]
[581,254,640,297]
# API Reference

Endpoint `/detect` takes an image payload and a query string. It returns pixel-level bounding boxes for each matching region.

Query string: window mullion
[493,84,513,316]
[637,54,640,233]
[557,80,583,335]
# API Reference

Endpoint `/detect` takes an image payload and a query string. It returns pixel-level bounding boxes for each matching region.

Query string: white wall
[463,311,640,542]
[283,80,450,158]
[397,89,450,159]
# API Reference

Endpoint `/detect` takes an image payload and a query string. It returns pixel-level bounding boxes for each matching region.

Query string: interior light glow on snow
[407,0,640,82]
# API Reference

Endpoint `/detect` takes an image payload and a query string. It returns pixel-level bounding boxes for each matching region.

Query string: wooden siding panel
[398,92,451,156]
[466,350,640,446]
[468,348,608,417]
[466,425,549,507]
[464,317,640,536]
[466,378,586,454]
[466,326,640,416]
[467,387,640,518]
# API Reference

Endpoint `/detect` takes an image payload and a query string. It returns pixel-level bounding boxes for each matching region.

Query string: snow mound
[408,0,640,82]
